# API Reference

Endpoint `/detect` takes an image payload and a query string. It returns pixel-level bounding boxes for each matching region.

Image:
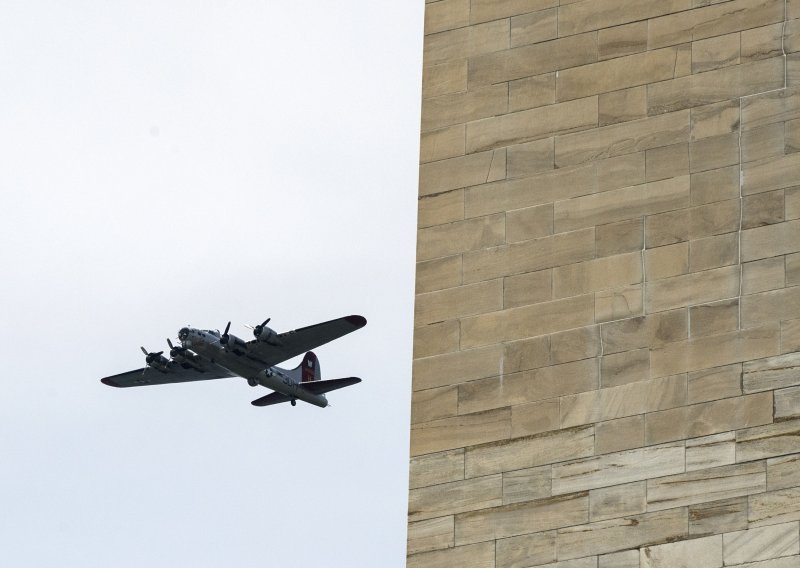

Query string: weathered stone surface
[455,492,589,545]
[640,535,722,568]
[722,522,800,565]
[465,426,595,479]
[408,516,454,555]
[551,442,685,495]
[646,461,766,511]
[557,508,688,560]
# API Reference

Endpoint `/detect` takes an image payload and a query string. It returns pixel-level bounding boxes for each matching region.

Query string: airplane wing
[100,363,236,388]
[250,392,292,407]
[301,377,361,395]
[245,315,366,367]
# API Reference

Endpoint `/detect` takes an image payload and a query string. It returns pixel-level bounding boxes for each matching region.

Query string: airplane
[100,315,366,408]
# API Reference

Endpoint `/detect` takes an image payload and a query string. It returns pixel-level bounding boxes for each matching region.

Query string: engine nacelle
[254,325,281,346]
[221,334,247,353]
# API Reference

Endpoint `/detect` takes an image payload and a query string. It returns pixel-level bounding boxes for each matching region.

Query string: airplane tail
[297,351,321,383]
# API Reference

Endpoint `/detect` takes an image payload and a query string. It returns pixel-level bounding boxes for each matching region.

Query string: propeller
[167,338,185,358]
[252,317,271,338]
[140,346,164,365]
[220,321,232,345]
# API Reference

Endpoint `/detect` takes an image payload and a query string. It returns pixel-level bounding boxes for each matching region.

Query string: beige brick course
[407,516,454,555]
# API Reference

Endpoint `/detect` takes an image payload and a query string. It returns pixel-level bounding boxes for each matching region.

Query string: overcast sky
[0,3,423,566]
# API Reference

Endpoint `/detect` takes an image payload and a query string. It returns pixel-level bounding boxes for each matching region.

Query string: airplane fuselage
[179,328,329,407]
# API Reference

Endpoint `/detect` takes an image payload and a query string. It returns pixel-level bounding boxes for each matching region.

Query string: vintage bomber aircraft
[100,315,366,408]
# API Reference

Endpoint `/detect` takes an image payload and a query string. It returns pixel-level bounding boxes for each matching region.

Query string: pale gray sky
[0,2,423,566]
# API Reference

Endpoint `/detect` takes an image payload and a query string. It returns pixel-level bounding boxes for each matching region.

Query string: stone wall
[409,1,800,566]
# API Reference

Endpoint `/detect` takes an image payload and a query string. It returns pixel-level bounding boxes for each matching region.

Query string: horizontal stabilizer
[251,392,293,407]
[301,377,361,395]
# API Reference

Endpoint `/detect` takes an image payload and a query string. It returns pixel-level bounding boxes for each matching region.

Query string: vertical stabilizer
[300,351,321,383]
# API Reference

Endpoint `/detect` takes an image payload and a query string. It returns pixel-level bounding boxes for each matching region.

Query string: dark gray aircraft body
[101,315,366,407]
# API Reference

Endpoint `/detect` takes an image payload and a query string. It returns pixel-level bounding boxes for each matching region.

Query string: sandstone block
[686,432,736,472]
[644,392,774,445]
[646,142,689,182]
[557,47,678,102]
[688,298,739,336]
[419,150,503,197]
[590,481,646,522]
[691,99,739,141]
[506,203,553,243]
[742,257,785,295]
[409,474,503,522]
[424,20,508,66]
[559,0,690,37]
[595,219,643,258]
[551,442,685,495]
[594,415,644,455]
[722,522,800,565]
[420,124,465,163]
[555,110,690,167]
[468,32,597,89]
[648,0,785,50]
[412,386,458,424]
[767,454,800,491]
[467,96,598,154]
[510,8,557,48]
[650,326,780,378]
[687,363,742,404]
[413,344,503,391]
[556,508,688,560]
[424,0,469,35]
[460,294,595,349]
[410,449,465,489]
[416,256,462,294]
[689,496,748,536]
[504,269,552,309]
[414,320,460,359]
[692,32,740,74]
[418,189,464,229]
[645,265,739,314]
[511,399,560,438]
[509,73,555,113]
[465,425,595,478]
[736,419,800,462]
[455,491,589,545]
[411,407,511,456]
[775,386,800,421]
[502,465,551,505]
[749,487,800,527]
[408,541,495,568]
[496,531,556,568]
[415,279,503,326]
[470,0,557,25]
[422,59,467,100]
[640,535,722,568]
[646,461,766,511]
[742,220,800,262]
[553,252,642,299]
[554,176,690,233]
[507,139,554,180]
[595,286,643,323]
[645,243,688,280]
[408,516,454,555]
[458,358,598,416]
[601,309,687,354]
[560,375,687,429]
[598,21,648,62]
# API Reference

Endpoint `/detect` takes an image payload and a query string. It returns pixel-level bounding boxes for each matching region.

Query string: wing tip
[346,315,367,328]
[100,377,122,388]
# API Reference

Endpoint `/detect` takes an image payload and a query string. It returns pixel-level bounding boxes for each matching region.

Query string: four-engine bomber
[101,315,366,408]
